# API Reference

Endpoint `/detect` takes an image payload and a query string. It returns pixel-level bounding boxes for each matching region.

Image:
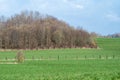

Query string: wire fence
[0,55,120,61]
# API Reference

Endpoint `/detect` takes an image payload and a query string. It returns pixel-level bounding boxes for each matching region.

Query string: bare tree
[0,11,97,49]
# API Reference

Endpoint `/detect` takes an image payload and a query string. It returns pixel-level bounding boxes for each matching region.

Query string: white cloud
[106,14,120,21]
[72,4,84,9]
[62,0,84,9]
[63,0,68,3]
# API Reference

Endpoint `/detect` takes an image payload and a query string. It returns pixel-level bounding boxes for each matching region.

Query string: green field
[0,38,120,80]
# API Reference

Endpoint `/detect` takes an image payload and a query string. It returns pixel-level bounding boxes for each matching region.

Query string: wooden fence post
[85,56,87,59]
[32,56,34,60]
[5,57,8,61]
[93,56,94,59]
[76,56,78,60]
[106,55,108,59]
[99,55,101,59]
[65,56,67,60]
[58,55,59,60]
[41,56,43,60]
[49,56,51,60]
[113,55,115,59]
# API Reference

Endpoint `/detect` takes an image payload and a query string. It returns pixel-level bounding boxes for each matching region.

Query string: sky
[0,0,120,35]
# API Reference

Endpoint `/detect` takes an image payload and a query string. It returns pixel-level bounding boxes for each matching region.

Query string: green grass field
[0,38,120,80]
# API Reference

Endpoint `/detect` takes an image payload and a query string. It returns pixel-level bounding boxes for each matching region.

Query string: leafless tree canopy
[0,11,97,49]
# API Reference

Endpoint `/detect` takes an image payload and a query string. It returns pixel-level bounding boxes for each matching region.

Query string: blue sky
[0,0,120,35]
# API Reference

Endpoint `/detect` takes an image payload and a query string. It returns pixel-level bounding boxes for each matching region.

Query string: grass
[0,38,120,80]
[96,38,120,50]
[0,38,120,59]
[0,60,120,80]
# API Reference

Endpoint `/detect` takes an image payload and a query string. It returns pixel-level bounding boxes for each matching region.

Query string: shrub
[16,51,24,63]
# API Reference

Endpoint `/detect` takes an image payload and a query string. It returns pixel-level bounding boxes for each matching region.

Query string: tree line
[0,11,97,49]
[106,33,120,38]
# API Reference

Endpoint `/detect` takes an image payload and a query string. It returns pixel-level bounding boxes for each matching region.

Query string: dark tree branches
[0,11,97,49]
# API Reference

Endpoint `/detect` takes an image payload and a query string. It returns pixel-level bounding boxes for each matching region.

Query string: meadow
[0,38,120,80]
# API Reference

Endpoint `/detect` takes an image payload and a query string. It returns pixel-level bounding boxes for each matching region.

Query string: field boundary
[0,56,119,62]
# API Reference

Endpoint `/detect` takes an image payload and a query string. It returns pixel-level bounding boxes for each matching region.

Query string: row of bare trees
[0,11,97,49]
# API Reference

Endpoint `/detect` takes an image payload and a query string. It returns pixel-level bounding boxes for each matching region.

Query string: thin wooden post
[76,56,78,60]
[58,55,59,60]
[85,56,87,59]
[93,55,94,59]
[99,55,101,59]
[32,56,34,60]
[65,56,67,60]
[5,57,8,61]
[49,56,51,60]
[106,55,108,59]
[113,55,115,59]
[41,56,43,60]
